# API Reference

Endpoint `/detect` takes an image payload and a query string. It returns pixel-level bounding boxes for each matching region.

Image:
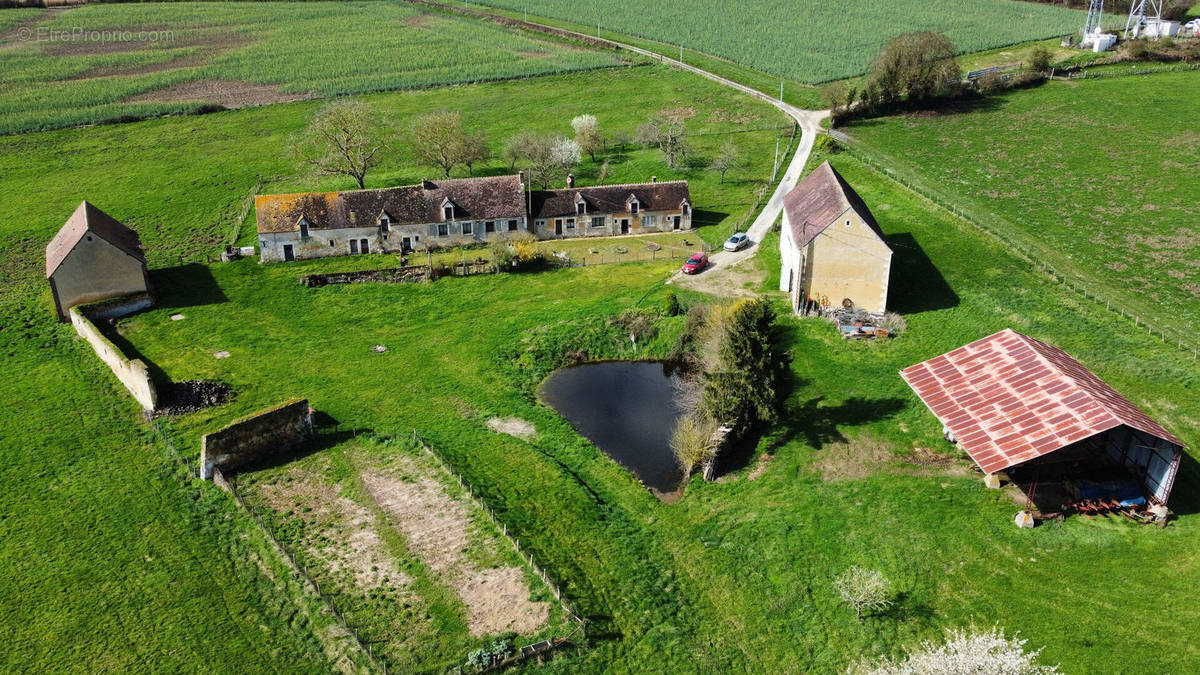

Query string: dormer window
[627,195,640,215]
[379,214,390,234]
[297,217,310,239]
[441,198,455,221]
[576,201,586,215]
[349,211,357,226]
[681,202,690,216]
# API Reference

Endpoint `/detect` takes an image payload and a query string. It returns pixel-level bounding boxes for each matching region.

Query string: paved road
[602,42,829,286]
[453,8,831,291]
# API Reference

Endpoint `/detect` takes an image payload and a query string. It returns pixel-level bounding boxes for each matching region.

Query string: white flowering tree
[833,566,892,622]
[860,627,1061,675]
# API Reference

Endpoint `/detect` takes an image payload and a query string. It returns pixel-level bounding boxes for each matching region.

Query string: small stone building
[46,201,150,321]
[778,161,891,314]
[255,175,528,263]
[529,177,691,239]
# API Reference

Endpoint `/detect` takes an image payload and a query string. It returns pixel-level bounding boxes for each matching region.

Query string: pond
[539,360,686,495]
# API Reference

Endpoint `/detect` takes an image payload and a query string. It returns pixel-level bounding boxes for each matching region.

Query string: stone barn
[778,161,891,314]
[902,329,1185,511]
[46,201,151,321]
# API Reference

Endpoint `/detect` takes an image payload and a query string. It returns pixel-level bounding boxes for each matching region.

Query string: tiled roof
[530,181,689,219]
[901,329,1184,475]
[255,175,526,234]
[46,201,145,277]
[783,161,889,251]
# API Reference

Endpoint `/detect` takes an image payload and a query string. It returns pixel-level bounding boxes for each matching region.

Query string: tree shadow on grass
[886,232,958,314]
[148,263,228,309]
[713,315,906,478]
[688,208,731,233]
[879,591,935,623]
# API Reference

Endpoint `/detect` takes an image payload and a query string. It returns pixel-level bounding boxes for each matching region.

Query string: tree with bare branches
[833,566,892,622]
[637,108,693,169]
[411,110,475,178]
[293,100,394,189]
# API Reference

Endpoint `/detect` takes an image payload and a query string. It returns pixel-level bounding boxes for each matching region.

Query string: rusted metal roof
[530,181,690,219]
[900,329,1184,474]
[255,175,526,234]
[782,161,889,251]
[46,201,145,278]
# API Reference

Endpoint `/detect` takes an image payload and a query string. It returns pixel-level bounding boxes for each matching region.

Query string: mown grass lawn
[114,146,1200,672]
[841,70,1200,345]
[0,65,783,671]
[0,1,625,134]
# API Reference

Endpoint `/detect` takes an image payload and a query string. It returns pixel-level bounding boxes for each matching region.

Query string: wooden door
[555,219,563,235]
[620,219,630,234]
[283,244,295,261]
[360,239,370,254]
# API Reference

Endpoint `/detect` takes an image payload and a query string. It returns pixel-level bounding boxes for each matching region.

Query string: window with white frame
[507,219,518,231]
[437,223,449,236]
[443,204,453,220]
[566,218,576,229]
[591,216,605,227]
[643,215,656,226]
[461,222,472,235]
[485,221,495,233]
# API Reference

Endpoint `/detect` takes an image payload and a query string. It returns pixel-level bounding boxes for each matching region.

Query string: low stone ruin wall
[201,398,313,479]
[299,266,430,287]
[69,304,157,411]
[80,292,154,321]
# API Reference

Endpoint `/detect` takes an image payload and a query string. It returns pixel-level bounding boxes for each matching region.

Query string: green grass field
[469,0,1090,83]
[95,142,1200,672]
[841,70,1200,347]
[0,1,623,134]
[0,65,785,671]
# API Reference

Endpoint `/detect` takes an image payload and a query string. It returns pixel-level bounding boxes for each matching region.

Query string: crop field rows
[0,1,624,134]
[470,0,1092,83]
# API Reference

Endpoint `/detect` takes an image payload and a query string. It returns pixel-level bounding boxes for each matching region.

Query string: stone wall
[299,266,430,287]
[201,399,313,479]
[69,305,157,411]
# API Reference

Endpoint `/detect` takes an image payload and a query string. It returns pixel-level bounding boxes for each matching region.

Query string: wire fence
[409,429,589,643]
[837,141,1200,362]
[143,420,386,673]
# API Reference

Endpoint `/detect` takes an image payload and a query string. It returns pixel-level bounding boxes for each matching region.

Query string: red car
[680,252,708,274]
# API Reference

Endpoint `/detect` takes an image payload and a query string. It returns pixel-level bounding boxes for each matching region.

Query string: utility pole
[780,80,784,102]
[679,44,683,64]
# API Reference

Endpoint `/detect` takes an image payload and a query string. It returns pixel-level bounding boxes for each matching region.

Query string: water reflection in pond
[539,360,686,496]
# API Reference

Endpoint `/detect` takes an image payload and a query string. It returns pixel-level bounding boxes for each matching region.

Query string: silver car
[723,232,750,251]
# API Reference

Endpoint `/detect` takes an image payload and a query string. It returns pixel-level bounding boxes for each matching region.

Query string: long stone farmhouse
[778,161,892,314]
[255,174,691,263]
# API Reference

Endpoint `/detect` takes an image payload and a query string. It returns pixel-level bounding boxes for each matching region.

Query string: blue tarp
[1075,479,1146,507]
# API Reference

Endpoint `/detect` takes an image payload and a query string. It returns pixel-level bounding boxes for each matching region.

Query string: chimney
[518,170,525,186]
[566,173,575,189]
[651,175,657,183]
[422,178,434,190]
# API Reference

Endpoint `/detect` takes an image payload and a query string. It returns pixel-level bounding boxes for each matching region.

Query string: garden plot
[238,437,559,672]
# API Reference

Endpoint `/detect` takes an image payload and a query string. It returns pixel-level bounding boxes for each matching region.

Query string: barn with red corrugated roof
[901,329,1184,509]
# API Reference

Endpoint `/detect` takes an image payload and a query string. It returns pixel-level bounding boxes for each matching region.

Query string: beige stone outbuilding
[46,201,151,321]
[778,161,891,314]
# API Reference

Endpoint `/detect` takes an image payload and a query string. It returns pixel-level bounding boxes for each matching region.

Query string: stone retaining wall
[299,265,430,287]
[201,399,313,479]
[69,304,157,411]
